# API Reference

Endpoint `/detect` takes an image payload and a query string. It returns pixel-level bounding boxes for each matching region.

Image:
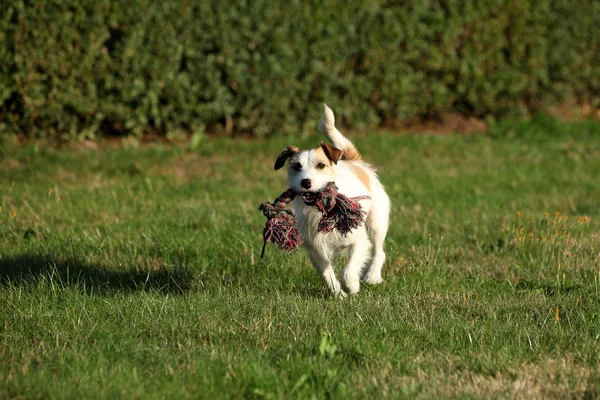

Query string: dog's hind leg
[362,192,390,285]
[308,249,344,297]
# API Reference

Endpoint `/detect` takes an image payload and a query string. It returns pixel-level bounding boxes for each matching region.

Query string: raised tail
[317,104,361,161]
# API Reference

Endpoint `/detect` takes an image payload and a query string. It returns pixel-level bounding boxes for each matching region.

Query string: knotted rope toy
[259,182,369,257]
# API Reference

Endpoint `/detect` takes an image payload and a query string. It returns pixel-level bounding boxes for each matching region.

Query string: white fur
[286,105,391,297]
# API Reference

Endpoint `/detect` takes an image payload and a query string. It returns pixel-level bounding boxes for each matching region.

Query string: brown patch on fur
[318,142,361,162]
[314,146,334,166]
[319,142,343,164]
[342,146,362,161]
[351,165,370,191]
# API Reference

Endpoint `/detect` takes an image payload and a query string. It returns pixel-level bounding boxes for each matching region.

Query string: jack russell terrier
[274,105,390,297]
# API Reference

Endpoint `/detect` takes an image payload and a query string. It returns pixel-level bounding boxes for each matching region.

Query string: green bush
[1,0,599,139]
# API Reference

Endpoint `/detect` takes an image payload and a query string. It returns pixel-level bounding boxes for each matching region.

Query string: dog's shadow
[0,254,195,295]
[1,253,340,298]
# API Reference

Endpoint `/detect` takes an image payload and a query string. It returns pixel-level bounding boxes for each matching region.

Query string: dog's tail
[318,104,361,161]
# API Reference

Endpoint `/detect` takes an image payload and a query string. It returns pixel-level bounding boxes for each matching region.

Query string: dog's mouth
[300,191,318,205]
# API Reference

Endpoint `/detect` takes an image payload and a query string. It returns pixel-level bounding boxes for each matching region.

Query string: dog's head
[274,142,342,192]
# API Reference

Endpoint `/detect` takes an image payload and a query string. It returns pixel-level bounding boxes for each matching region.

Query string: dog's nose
[301,179,312,189]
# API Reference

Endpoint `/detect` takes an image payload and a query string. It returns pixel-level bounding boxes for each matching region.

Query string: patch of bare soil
[6,104,599,149]
[547,101,600,122]
[393,113,489,135]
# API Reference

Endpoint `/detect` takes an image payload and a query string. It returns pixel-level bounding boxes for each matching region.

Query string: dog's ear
[274,145,300,170]
[320,142,343,165]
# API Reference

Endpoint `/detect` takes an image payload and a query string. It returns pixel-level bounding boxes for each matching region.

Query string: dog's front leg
[340,233,371,295]
[308,250,344,297]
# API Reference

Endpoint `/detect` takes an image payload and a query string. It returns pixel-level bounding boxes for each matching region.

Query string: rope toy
[259,182,369,258]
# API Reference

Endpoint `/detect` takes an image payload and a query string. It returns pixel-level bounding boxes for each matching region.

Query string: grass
[1,114,600,399]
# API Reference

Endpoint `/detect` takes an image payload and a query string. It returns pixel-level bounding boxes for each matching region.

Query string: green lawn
[1,116,600,399]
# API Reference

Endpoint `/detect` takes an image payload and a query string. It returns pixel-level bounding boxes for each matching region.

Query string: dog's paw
[361,273,384,286]
[324,278,346,298]
[340,275,361,295]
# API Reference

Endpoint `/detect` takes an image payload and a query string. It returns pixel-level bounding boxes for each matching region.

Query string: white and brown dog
[274,105,390,297]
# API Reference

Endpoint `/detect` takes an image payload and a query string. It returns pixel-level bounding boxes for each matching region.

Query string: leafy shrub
[1,0,599,139]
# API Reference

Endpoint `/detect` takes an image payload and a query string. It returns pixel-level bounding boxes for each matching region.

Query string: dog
[274,105,390,296]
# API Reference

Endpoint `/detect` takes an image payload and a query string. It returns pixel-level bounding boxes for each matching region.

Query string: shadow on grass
[0,254,195,294]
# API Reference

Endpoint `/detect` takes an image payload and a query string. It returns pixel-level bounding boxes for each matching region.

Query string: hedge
[1,0,599,138]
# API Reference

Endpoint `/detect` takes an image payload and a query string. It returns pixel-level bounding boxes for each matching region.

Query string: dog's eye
[316,162,326,170]
[291,163,302,171]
